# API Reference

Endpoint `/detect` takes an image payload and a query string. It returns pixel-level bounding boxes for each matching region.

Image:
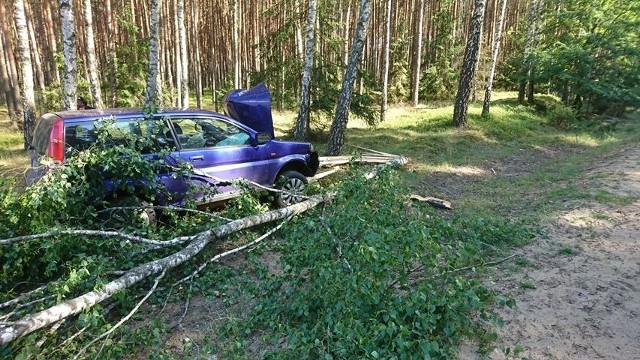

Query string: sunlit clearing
[555,134,600,147]
[561,208,614,228]
[422,164,489,176]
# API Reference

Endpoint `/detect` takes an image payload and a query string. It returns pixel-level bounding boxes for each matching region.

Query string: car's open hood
[223,83,275,138]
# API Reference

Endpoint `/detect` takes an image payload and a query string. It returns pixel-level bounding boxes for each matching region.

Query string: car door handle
[189,155,204,161]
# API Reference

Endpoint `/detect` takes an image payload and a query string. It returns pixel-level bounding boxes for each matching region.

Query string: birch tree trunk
[83,0,104,109]
[145,0,162,109]
[380,0,392,123]
[452,0,486,128]
[0,194,329,345]
[294,0,317,141]
[14,0,37,148]
[411,0,424,107]
[482,0,508,117]
[177,0,188,108]
[326,0,373,156]
[60,0,77,111]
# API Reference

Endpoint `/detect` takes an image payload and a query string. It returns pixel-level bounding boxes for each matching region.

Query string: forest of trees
[1,0,639,143]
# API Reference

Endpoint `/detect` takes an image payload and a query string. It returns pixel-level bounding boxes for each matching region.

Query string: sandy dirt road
[470,141,640,359]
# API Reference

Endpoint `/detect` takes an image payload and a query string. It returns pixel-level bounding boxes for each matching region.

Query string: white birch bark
[177,0,188,108]
[452,0,486,128]
[82,0,104,109]
[14,0,37,148]
[59,0,77,111]
[0,194,329,345]
[145,0,162,109]
[482,0,508,117]
[294,0,318,141]
[326,0,373,156]
[380,0,392,122]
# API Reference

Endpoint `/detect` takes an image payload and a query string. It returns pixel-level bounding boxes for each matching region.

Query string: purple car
[27,84,319,209]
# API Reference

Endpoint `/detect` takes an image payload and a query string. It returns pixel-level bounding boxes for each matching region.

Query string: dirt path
[471,142,640,359]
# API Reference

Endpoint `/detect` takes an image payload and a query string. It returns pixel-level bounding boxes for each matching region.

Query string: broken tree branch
[73,270,167,360]
[0,285,47,310]
[0,155,409,345]
[0,229,194,247]
[0,194,328,345]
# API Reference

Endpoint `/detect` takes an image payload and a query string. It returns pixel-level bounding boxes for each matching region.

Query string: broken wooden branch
[410,195,452,210]
[0,229,193,247]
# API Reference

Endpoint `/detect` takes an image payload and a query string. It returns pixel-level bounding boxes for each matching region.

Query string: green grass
[0,108,29,180]
[557,246,578,256]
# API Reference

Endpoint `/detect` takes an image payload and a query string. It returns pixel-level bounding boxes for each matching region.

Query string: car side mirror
[255,132,272,145]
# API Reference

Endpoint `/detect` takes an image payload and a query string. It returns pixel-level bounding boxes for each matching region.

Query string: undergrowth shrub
[227,167,533,359]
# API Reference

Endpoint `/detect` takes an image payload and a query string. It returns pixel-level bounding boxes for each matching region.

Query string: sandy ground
[463,142,640,359]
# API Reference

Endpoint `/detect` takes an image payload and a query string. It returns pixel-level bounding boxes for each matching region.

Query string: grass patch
[592,190,637,205]
[0,108,28,180]
[557,246,578,256]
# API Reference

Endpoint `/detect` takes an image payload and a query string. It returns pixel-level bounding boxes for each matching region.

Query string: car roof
[51,108,227,122]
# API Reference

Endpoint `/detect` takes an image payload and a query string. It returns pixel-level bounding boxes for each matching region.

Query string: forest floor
[459,131,640,358]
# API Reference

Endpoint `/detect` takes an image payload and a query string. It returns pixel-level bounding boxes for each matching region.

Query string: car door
[168,116,272,192]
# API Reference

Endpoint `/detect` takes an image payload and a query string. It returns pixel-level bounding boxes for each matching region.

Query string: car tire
[275,170,308,208]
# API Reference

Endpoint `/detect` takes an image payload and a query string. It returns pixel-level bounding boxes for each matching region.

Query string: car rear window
[32,114,60,155]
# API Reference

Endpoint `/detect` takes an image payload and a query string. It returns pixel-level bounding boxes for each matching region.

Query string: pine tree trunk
[43,2,60,84]
[527,0,543,104]
[232,0,240,88]
[145,0,162,108]
[2,2,23,128]
[192,4,203,109]
[452,0,486,128]
[326,0,373,156]
[380,0,392,122]
[519,0,535,103]
[105,0,117,106]
[294,0,317,141]
[178,0,188,108]
[482,0,508,117]
[24,1,45,92]
[411,0,424,107]
[83,0,104,109]
[60,0,77,111]
[173,0,182,107]
[15,0,37,148]
[0,29,19,127]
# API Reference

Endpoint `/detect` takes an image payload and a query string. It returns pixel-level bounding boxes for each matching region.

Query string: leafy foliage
[532,0,640,115]
[222,167,532,359]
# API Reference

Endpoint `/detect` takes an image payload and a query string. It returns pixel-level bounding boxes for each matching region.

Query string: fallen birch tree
[0,154,408,347]
[0,194,328,345]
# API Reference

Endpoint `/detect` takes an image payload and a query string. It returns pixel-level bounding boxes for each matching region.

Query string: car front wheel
[275,170,308,207]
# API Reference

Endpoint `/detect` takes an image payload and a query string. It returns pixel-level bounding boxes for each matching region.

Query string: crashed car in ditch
[26,83,319,213]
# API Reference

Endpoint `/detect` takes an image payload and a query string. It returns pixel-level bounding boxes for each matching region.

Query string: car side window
[170,118,251,149]
[64,117,173,153]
